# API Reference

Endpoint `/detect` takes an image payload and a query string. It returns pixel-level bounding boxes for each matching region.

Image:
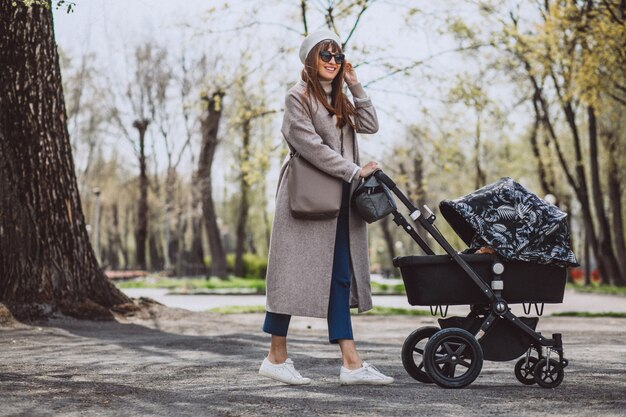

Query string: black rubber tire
[514,356,538,385]
[401,326,439,383]
[424,328,483,389]
[533,358,564,388]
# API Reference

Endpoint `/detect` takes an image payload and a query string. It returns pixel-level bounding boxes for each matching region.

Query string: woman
[259,30,393,386]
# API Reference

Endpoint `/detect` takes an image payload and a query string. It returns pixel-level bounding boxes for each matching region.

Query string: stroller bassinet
[395,253,567,306]
[361,172,574,389]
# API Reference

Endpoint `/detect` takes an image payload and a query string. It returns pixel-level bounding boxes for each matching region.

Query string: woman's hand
[344,61,359,86]
[359,161,379,178]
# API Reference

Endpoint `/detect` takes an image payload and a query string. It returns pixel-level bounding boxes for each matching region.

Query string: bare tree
[198,90,228,278]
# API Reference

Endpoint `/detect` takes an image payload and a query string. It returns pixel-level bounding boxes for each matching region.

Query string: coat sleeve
[348,83,379,134]
[282,91,361,183]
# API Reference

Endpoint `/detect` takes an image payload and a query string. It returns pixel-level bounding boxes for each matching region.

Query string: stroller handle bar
[373,169,496,303]
[374,170,418,214]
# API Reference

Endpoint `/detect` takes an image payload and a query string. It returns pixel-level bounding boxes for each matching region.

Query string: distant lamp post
[93,187,101,265]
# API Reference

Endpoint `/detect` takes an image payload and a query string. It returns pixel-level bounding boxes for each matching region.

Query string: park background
[47,0,626,290]
[1,2,626,416]
[0,0,624,322]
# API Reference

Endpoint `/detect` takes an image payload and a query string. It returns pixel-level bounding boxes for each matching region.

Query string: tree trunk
[259,174,272,254]
[587,106,621,284]
[521,62,602,282]
[148,231,164,271]
[474,113,486,189]
[107,202,122,270]
[558,98,610,283]
[412,150,431,245]
[0,2,131,319]
[533,71,603,283]
[235,119,252,277]
[529,96,557,199]
[584,229,592,286]
[189,171,206,274]
[173,205,185,276]
[163,166,177,271]
[198,91,227,278]
[604,120,626,284]
[379,216,397,272]
[121,203,131,268]
[133,119,149,270]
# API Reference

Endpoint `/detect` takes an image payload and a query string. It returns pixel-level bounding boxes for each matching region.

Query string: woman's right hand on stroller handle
[359,161,380,178]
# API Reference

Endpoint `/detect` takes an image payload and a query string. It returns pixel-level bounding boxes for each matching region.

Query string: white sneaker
[258,357,311,385]
[339,362,394,385]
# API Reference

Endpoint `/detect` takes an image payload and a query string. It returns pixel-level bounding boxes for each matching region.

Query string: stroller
[358,172,577,389]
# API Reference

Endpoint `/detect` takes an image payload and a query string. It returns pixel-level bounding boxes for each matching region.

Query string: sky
[52,0,527,204]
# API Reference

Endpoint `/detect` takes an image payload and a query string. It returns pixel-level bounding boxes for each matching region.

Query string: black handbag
[352,173,397,223]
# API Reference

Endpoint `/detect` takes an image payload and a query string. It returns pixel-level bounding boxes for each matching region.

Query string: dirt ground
[1,303,625,417]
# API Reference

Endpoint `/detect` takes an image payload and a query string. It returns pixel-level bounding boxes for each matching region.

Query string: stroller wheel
[514,356,538,385]
[401,326,439,383]
[533,358,564,388]
[424,328,483,389]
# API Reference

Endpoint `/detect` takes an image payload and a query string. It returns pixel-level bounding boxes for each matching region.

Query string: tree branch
[343,0,374,49]
[301,0,309,36]
[363,43,487,87]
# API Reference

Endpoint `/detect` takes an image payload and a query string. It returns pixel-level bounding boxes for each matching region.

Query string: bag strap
[287,124,349,160]
[353,184,385,198]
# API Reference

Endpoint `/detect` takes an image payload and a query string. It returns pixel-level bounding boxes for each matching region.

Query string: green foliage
[225,253,268,279]
[357,306,431,316]
[567,283,626,296]
[552,311,626,318]
[370,281,406,294]
[115,276,266,292]
[208,305,266,314]
[117,275,411,295]
[206,305,433,316]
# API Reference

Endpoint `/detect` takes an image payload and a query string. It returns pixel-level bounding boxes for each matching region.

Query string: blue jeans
[263,181,353,344]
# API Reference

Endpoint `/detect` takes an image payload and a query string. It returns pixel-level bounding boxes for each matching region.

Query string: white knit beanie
[299,30,342,64]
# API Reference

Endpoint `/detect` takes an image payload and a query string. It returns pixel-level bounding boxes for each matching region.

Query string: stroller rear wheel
[533,358,564,388]
[401,326,439,383]
[424,328,483,389]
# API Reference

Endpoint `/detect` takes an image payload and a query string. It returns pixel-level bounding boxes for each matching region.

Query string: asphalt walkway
[1,307,624,416]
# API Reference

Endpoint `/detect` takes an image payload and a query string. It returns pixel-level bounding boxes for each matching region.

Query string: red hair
[301,40,357,130]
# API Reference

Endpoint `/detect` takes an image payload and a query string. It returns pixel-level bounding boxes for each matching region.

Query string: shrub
[226,253,268,279]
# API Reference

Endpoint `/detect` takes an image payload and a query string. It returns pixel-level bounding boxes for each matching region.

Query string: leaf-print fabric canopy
[439,177,578,267]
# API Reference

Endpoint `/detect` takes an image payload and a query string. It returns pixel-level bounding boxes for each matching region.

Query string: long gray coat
[265,80,379,318]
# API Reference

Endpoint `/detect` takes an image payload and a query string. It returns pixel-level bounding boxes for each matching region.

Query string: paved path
[1,307,624,416]
[122,288,626,315]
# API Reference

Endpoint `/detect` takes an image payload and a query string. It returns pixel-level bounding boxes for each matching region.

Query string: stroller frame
[373,171,569,388]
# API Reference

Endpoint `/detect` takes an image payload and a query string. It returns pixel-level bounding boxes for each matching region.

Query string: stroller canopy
[439,177,578,267]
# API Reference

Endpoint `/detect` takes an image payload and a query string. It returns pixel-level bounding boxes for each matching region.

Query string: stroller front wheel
[424,328,483,389]
[514,355,539,385]
[533,358,564,388]
[401,326,439,383]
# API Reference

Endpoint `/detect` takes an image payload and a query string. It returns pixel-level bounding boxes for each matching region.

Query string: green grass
[116,276,266,293]
[567,283,626,296]
[551,311,626,318]
[116,276,407,295]
[207,305,430,316]
[370,281,406,295]
[208,305,267,314]
[359,306,431,316]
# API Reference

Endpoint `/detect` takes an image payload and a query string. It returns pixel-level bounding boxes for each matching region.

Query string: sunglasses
[319,50,345,64]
